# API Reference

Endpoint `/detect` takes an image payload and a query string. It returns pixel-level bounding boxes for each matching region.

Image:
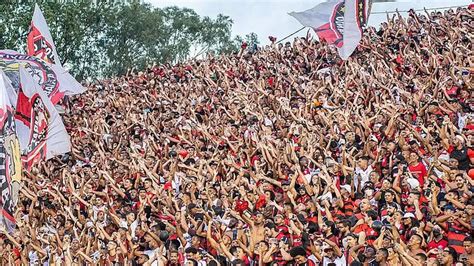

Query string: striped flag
[27,4,62,66]
[0,70,22,233]
[289,0,371,59]
[15,66,71,171]
[0,50,85,105]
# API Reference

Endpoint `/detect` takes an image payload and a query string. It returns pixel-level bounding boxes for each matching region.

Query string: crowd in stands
[0,6,473,266]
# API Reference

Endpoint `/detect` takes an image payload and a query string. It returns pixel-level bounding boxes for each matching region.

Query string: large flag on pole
[27,4,62,66]
[0,70,22,233]
[289,0,371,59]
[0,50,84,105]
[15,67,71,171]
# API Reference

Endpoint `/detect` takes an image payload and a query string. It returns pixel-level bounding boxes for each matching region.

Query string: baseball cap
[403,213,415,219]
[406,178,420,189]
[340,185,351,193]
[369,135,378,143]
[363,182,375,190]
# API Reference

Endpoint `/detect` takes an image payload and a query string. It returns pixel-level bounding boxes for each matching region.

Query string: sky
[148,0,471,44]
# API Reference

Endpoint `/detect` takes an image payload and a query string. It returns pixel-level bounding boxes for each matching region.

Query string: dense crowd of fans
[0,6,472,266]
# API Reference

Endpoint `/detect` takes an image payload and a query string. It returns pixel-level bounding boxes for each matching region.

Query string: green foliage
[0,1,255,80]
[244,32,260,48]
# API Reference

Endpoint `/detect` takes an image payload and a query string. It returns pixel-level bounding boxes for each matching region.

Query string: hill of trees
[0,1,258,80]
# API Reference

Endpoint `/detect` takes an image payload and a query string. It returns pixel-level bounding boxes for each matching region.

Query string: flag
[27,4,61,66]
[1,71,18,109]
[289,0,371,59]
[0,70,22,233]
[0,50,84,104]
[290,0,345,47]
[340,0,370,59]
[15,67,71,171]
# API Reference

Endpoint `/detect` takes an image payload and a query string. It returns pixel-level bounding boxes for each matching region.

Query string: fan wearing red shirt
[426,226,448,258]
[407,152,427,188]
[353,210,380,246]
[467,148,474,168]
[265,222,286,241]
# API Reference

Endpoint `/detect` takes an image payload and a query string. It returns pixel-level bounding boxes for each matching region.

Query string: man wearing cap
[427,225,449,258]
[321,242,346,266]
[400,212,416,241]
[340,185,356,217]
[449,135,470,171]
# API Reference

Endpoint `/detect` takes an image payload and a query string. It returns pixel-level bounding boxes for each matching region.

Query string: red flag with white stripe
[27,4,62,66]
[0,70,22,233]
[289,0,371,59]
[0,50,85,105]
[15,66,70,171]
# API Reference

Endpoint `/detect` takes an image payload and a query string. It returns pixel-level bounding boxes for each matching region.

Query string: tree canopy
[0,1,259,80]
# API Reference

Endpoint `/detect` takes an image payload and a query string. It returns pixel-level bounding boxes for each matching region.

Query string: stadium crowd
[0,6,473,266]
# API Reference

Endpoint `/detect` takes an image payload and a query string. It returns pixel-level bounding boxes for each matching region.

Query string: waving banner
[0,50,84,105]
[15,67,70,171]
[289,0,371,59]
[27,4,62,66]
[0,70,22,233]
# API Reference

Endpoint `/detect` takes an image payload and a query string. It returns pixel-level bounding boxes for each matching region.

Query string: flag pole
[276,26,306,44]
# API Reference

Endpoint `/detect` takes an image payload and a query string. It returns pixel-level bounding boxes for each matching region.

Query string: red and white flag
[1,72,18,110]
[289,0,371,59]
[27,4,61,66]
[0,70,22,233]
[0,50,85,105]
[15,66,70,171]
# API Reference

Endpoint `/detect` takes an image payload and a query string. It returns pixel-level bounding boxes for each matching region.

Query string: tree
[0,1,257,80]
[244,32,260,48]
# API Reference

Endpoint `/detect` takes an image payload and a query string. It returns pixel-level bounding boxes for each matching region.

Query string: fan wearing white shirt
[354,156,374,192]
[322,246,346,266]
